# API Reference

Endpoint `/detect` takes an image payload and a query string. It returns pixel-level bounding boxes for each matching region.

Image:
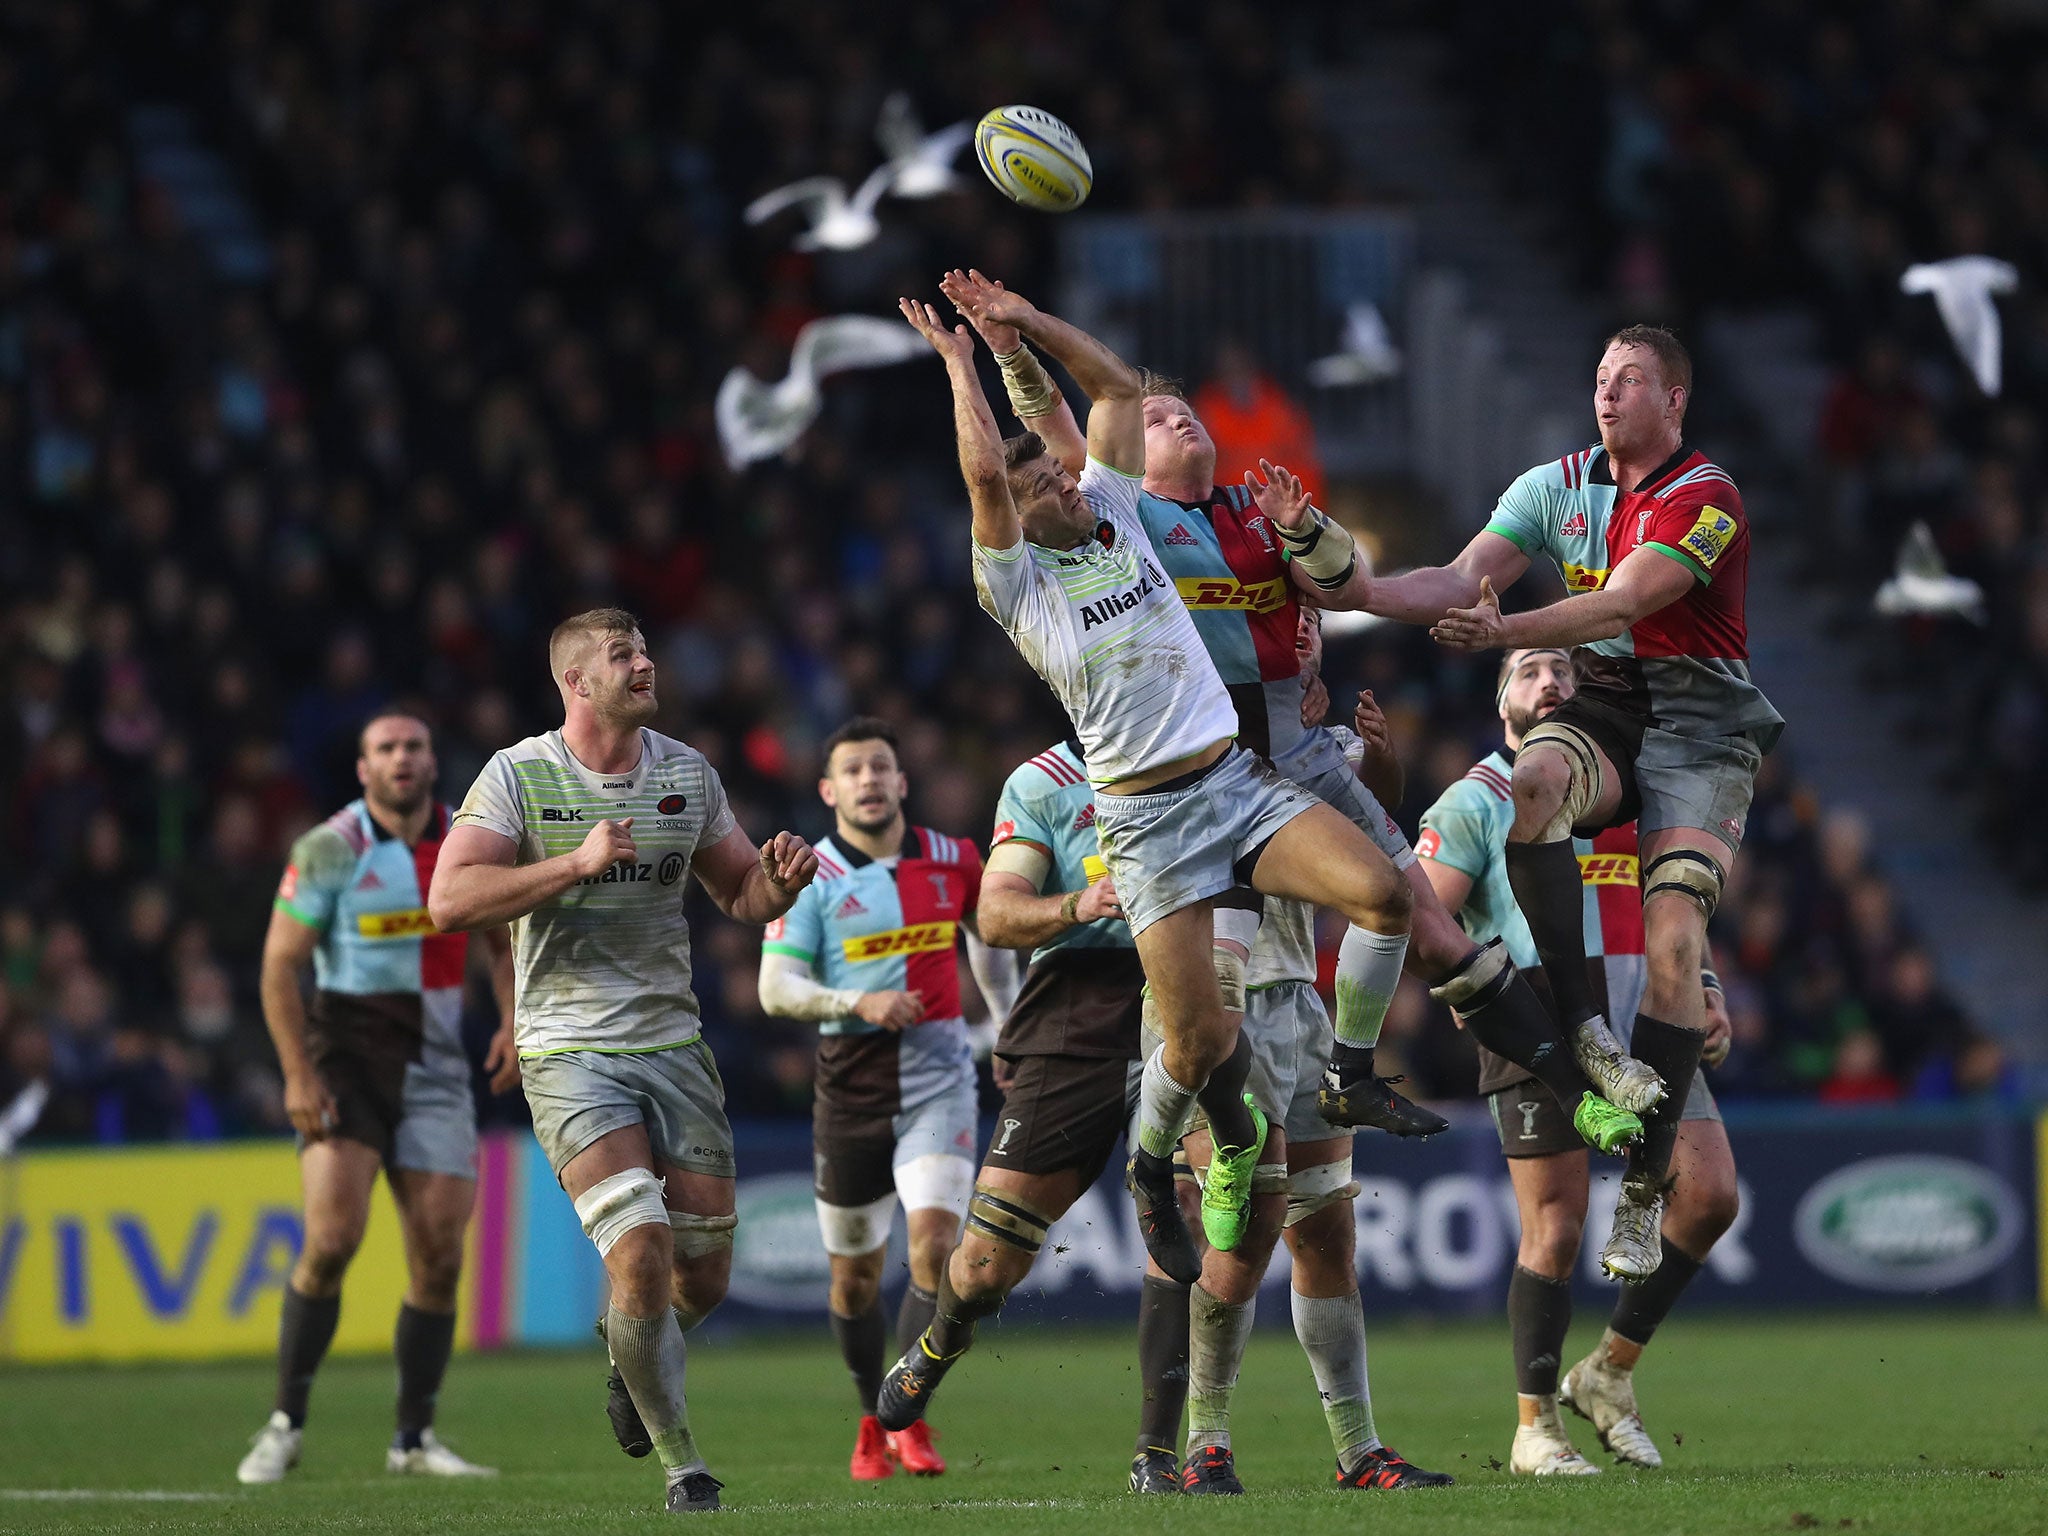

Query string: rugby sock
[606,1304,704,1476]
[1134,1275,1191,1455]
[1624,1014,1703,1185]
[1185,1283,1257,1455]
[1194,1031,1259,1152]
[393,1302,456,1446]
[1609,1246,1704,1350]
[273,1285,341,1428]
[926,1267,1004,1359]
[829,1299,887,1414]
[895,1283,938,1361]
[1135,1046,1199,1160]
[1290,1288,1381,1472]
[1332,923,1408,1053]
[1505,840,1596,1026]
[1461,968,1596,1112]
[1508,1264,1573,1397]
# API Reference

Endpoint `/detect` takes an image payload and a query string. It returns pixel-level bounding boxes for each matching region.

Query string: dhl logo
[1577,853,1639,887]
[356,908,437,939]
[842,922,956,962]
[1562,562,1610,593]
[1175,575,1288,613]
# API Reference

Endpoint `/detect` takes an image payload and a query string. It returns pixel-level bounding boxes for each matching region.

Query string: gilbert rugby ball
[975,105,1093,212]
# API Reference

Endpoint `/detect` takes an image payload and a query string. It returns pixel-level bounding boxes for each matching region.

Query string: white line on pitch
[0,1490,233,1502]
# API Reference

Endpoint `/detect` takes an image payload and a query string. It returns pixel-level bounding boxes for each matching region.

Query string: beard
[595,680,659,725]
[1506,698,1560,741]
[842,798,900,833]
[367,778,431,818]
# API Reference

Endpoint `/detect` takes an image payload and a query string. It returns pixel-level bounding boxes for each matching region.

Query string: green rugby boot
[1199,1097,1268,1251]
[1571,1091,1643,1153]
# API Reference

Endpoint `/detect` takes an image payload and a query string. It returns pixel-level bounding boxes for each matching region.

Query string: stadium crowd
[0,0,2014,1146]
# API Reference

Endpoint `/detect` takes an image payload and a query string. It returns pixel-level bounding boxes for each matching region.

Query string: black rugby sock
[394,1302,456,1445]
[1624,1014,1703,1185]
[1508,1264,1573,1397]
[1461,969,1595,1112]
[927,1267,1005,1359]
[829,1299,887,1414]
[1609,1244,1703,1347]
[895,1283,938,1361]
[1506,840,1597,1026]
[274,1285,342,1428]
[1195,1031,1259,1150]
[1134,1275,1192,1454]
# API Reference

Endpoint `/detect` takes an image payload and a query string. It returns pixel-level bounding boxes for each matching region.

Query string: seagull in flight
[1306,302,1404,387]
[1901,256,2018,397]
[716,314,931,468]
[875,91,972,199]
[745,93,971,251]
[1874,520,1986,625]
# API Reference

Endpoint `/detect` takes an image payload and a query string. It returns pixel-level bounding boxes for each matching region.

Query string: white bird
[0,1079,48,1157]
[743,167,901,253]
[1306,302,1404,387]
[716,314,931,469]
[875,92,973,199]
[1874,520,1987,625]
[1901,256,2018,397]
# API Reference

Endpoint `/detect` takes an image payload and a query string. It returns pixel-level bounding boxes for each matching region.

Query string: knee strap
[1643,848,1726,918]
[815,1192,896,1258]
[670,1208,737,1261]
[965,1184,1053,1255]
[1519,720,1604,839]
[1428,936,1515,1012]
[1285,1158,1361,1228]
[573,1168,670,1257]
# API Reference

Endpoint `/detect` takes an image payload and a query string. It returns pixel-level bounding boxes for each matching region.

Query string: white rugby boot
[1599,1177,1666,1281]
[1561,1339,1663,1468]
[236,1411,302,1484]
[386,1429,497,1476]
[1508,1411,1602,1476]
[1570,1016,1666,1115]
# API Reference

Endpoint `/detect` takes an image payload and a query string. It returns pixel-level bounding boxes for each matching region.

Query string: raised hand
[1430,576,1508,651]
[897,296,975,364]
[576,817,638,878]
[1352,688,1394,759]
[761,830,819,894]
[940,267,1037,334]
[1243,458,1314,530]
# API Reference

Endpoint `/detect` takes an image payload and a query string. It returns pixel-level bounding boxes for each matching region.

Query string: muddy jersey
[1419,749,1648,1093]
[453,729,736,1058]
[275,799,469,1073]
[972,459,1238,786]
[761,827,979,1119]
[1485,443,1782,747]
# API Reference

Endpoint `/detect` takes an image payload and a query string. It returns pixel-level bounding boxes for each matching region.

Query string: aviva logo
[1175,575,1288,613]
[1578,853,1639,886]
[357,907,436,939]
[1562,563,1609,593]
[841,922,955,962]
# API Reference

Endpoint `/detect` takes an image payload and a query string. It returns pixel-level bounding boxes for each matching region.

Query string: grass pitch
[1,1312,2042,1533]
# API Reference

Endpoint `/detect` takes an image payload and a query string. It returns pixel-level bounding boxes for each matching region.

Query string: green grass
[2,1313,2043,1533]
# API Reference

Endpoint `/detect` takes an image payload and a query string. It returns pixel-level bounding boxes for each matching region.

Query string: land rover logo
[725,1172,832,1309]
[1792,1155,2023,1292]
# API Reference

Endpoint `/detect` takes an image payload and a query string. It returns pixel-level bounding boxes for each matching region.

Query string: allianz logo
[1793,1154,2023,1292]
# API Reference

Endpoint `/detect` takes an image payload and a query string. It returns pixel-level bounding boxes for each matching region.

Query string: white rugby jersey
[454,728,738,1057]
[972,460,1238,787]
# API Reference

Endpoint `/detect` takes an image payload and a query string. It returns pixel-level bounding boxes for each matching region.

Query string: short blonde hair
[549,606,642,678]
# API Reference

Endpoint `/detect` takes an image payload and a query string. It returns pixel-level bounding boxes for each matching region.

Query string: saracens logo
[658,794,687,815]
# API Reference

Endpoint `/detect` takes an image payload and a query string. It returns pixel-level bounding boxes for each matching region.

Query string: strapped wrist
[1275,508,1358,590]
[1059,890,1083,925]
[996,340,1062,418]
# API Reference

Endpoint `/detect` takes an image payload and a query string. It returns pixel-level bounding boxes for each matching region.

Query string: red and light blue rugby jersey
[274,800,469,1070]
[1418,751,1647,1094]
[762,826,981,1118]
[1485,444,1782,746]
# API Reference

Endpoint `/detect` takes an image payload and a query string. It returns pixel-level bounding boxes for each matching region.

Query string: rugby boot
[886,1421,946,1476]
[1509,1420,1601,1476]
[1127,1148,1202,1285]
[604,1361,655,1458]
[1571,1091,1643,1153]
[1333,1445,1456,1489]
[386,1430,495,1476]
[875,1335,961,1432]
[1561,1347,1663,1467]
[1180,1444,1245,1494]
[235,1411,301,1484]
[849,1415,893,1481]
[665,1470,724,1513]
[1599,1176,1667,1282]
[1129,1447,1182,1493]
[1570,1016,1666,1115]
[1199,1098,1268,1251]
[1318,1065,1449,1137]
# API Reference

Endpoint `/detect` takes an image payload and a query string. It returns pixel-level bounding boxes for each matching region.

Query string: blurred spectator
[1192,339,1326,501]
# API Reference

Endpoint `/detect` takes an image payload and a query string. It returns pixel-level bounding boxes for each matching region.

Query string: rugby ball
[974,105,1093,212]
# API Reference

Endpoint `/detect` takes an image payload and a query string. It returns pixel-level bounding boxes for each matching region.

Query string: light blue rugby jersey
[988,741,1134,967]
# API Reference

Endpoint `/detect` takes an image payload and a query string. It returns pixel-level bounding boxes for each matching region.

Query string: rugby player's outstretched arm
[943,269,1089,476]
[694,825,818,924]
[429,819,633,931]
[1431,543,1693,652]
[1351,529,1530,623]
[899,296,1022,550]
[940,270,1142,475]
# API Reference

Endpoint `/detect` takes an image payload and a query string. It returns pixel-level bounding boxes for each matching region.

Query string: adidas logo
[1560,511,1589,537]
[1072,803,1096,832]
[835,893,868,918]
[354,871,385,891]
[1164,523,1199,546]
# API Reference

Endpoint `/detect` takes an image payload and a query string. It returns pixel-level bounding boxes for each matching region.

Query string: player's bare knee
[908,1235,953,1291]
[1509,748,1571,821]
[295,1230,361,1292]
[1674,1163,1739,1246]
[829,1269,881,1317]
[407,1249,463,1312]
[603,1225,674,1317]
[677,1254,731,1316]
[1524,1203,1584,1275]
